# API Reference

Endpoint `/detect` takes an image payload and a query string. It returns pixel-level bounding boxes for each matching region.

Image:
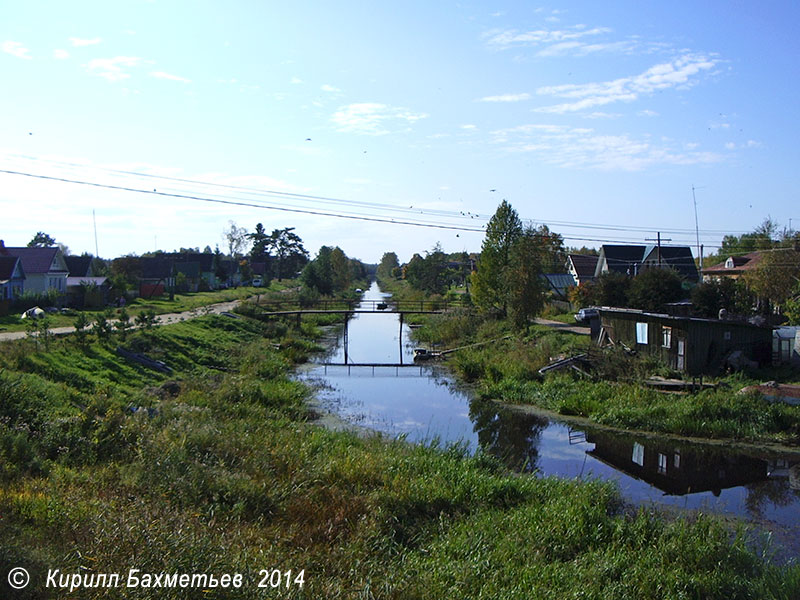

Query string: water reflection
[304,280,800,559]
[469,399,547,473]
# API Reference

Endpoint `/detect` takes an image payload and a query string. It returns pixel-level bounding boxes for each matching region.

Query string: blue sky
[2,1,799,264]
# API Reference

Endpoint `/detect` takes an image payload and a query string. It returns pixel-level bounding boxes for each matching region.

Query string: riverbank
[2,308,799,598]
[379,278,800,448]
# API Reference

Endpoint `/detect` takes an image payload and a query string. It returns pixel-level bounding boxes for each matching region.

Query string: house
[597,307,773,375]
[641,245,699,283]
[702,251,764,282]
[567,254,598,286]
[0,242,68,295]
[594,245,648,277]
[64,255,95,278]
[138,257,175,298]
[0,255,25,302]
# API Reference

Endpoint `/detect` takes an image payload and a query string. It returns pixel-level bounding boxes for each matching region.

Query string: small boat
[413,348,441,361]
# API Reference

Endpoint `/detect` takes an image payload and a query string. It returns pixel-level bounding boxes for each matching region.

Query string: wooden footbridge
[250,298,469,366]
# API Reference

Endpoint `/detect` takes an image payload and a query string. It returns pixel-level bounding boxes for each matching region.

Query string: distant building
[594,245,648,277]
[701,251,765,282]
[594,244,699,282]
[566,254,598,286]
[540,273,577,300]
[0,242,68,295]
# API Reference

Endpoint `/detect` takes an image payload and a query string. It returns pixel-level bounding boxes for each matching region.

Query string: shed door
[676,338,685,370]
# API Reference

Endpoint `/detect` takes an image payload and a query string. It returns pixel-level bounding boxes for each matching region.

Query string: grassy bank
[0,284,285,333]
[1,309,799,598]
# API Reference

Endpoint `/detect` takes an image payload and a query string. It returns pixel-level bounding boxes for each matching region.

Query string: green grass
[1,310,799,598]
[0,284,286,333]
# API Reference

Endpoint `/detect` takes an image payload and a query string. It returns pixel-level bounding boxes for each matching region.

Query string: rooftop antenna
[93,209,100,258]
[692,185,705,270]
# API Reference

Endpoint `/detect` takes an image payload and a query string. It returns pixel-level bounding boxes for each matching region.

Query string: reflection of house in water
[586,430,771,496]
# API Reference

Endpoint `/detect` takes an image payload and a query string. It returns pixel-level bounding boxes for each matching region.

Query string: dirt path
[533,317,590,335]
[0,299,243,342]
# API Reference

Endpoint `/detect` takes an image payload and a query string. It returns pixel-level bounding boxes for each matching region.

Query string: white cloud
[70,37,102,47]
[332,103,428,135]
[535,53,719,113]
[725,142,737,150]
[478,93,531,102]
[151,71,191,83]
[2,41,32,59]
[460,124,477,130]
[490,123,721,171]
[86,56,142,81]
[290,77,303,84]
[484,26,611,49]
[321,84,341,93]
[638,109,659,117]
[53,49,70,60]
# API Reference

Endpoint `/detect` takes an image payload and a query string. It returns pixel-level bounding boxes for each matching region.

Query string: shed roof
[597,245,646,275]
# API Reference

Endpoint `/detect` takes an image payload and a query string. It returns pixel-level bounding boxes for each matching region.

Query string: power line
[0,166,749,250]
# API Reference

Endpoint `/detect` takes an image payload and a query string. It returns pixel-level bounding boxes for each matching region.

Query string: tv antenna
[692,185,705,269]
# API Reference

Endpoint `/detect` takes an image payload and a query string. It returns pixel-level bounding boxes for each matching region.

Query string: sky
[2,1,799,264]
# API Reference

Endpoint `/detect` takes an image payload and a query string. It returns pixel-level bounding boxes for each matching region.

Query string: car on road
[574,307,599,323]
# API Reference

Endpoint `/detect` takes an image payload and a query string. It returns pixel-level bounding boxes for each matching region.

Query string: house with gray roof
[0,241,68,295]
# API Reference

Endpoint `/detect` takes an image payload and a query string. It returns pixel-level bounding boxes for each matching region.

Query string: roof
[66,276,108,287]
[597,306,772,330]
[0,246,66,275]
[65,255,93,277]
[541,273,577,291]
[568,254,599,278]
[643,246,699,281]
[596,245,646,275]
[174,262,201,278]
[138,257,173,279]
[702,251,764,274]
[0,255,23,281]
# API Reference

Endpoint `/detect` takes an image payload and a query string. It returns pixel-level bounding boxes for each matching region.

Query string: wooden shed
[598,307,772,375]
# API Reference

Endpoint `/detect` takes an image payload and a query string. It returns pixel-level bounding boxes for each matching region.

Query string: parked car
[574,307,599,323]
[252,278,263,287]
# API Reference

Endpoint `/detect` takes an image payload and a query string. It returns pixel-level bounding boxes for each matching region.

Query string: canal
[301,281,800,560]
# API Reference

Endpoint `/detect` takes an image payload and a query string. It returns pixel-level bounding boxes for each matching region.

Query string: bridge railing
[248,298,470,313]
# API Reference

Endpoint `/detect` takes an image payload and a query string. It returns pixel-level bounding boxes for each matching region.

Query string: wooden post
[399,312,404,365]
[344,313,349,365]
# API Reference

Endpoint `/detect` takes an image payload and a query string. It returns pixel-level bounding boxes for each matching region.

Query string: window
[632,442,645,466]
[636,322,648,345]
[674,450,681,469]
[725,257,734,269]
[724,331,731,341]
[657,453,667,474]
[662,326,672,348]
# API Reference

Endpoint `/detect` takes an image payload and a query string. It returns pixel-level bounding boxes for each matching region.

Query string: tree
[471,200,523,315]
[248,223,270,260]
[302,246,333,295]
[377,252,400,281]
[627,268,684,312]
[505,226,548,328]
[743,248,800,311]
[330,247,351,292]
[582,271,631,308]
[28,231,56,247]
[267,227,308,280]
[223,221,248,258]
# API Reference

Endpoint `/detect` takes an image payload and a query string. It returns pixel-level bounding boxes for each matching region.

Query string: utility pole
[645,232,672,267]
[92,209,100,258]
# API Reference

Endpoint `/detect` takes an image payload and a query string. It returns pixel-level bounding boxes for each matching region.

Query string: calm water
[302,281,800,560]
